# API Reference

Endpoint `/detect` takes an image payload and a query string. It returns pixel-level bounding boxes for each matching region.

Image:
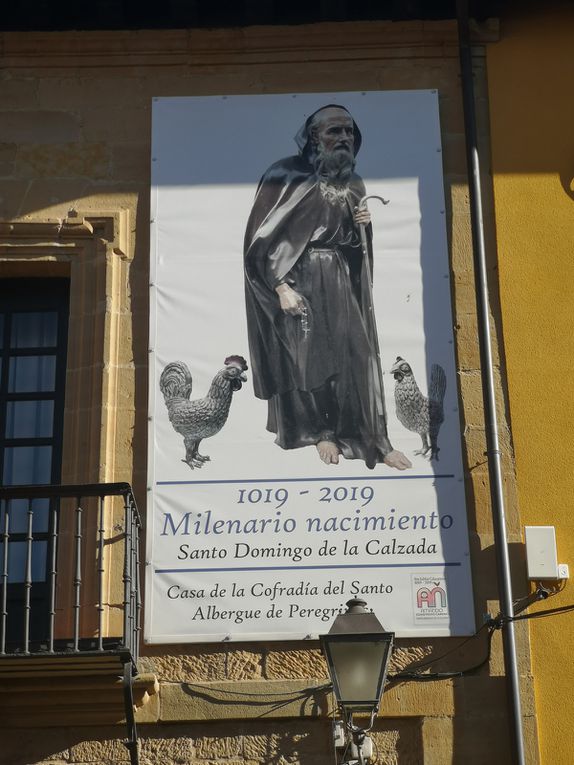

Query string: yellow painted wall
[487,5,574,762]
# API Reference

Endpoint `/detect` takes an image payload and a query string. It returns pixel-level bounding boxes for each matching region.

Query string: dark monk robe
[243,105,394,469]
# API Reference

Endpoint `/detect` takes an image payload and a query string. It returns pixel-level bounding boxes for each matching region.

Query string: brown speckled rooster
[160,356,248,469]
[391,356,446,460]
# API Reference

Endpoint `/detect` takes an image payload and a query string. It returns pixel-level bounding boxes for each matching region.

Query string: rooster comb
[225,355,248,371]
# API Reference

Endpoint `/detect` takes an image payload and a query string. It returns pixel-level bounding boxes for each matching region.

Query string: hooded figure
[244,105,410,470]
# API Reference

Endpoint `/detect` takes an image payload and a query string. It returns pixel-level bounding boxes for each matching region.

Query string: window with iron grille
[0,278,69,645]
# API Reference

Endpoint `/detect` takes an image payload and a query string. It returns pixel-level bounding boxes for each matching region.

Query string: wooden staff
[357,194,389,417]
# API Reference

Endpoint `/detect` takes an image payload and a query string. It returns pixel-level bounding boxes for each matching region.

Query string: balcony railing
[0,482,141,663]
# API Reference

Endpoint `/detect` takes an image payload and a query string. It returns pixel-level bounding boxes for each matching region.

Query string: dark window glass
[6,400,54,438]
[0,541,48,583]
[11,311,58,348]
[0,498,50,534]
[3,445,53,486]
[0,279,69,620]
[8,355,56,392]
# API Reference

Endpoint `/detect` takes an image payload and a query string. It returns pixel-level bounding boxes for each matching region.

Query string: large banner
[146,91,475,643]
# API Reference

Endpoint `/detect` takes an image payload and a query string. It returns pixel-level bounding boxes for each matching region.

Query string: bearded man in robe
[244,104,411,471]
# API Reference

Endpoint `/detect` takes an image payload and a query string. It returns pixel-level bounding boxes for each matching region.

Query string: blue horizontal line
[155,562,461,574]
[157,474,454,486]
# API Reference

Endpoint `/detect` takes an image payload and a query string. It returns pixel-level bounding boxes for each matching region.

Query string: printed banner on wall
[146,91,475,643]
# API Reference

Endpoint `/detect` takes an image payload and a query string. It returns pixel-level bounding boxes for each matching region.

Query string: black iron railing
[0,483,141,663]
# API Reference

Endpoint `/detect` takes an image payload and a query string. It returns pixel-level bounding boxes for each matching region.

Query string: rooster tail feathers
[429,364,447,404]
[159,361,193,402]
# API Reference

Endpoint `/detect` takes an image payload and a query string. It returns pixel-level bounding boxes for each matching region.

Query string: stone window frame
[0,212,132,640]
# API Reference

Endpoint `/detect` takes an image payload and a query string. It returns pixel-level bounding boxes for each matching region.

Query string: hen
[390,356,446,460]
[160,355,248,469]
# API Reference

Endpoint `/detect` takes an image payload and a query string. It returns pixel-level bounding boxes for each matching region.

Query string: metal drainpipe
[455,3,526,764]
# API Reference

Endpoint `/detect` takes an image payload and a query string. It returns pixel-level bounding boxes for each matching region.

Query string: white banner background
[147,91,475,642]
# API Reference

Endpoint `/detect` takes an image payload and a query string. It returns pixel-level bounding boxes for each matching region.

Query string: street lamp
[320,599,394,764]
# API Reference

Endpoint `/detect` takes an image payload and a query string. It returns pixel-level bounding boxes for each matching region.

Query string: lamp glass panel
[328,639,389,704]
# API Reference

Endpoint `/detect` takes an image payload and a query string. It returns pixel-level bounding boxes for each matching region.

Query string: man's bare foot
[316,440,340,465]
[383,449,412,471]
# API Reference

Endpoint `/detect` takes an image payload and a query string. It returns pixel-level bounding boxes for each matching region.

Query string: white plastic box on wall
[525,526,564,580]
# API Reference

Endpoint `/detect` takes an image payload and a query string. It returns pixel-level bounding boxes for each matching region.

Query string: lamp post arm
[353,727,366,765]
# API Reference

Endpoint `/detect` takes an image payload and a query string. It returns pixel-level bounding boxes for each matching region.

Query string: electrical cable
[181,596,574,711]
[390,626,495,681]
[330,686,342,765]
[183,679,331,698]
[390,595,574,683]
[388,623,493,681]
[512,585,549,615]
[324,591,574,763]
[495,601,574,626]
[387,621,490,676]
